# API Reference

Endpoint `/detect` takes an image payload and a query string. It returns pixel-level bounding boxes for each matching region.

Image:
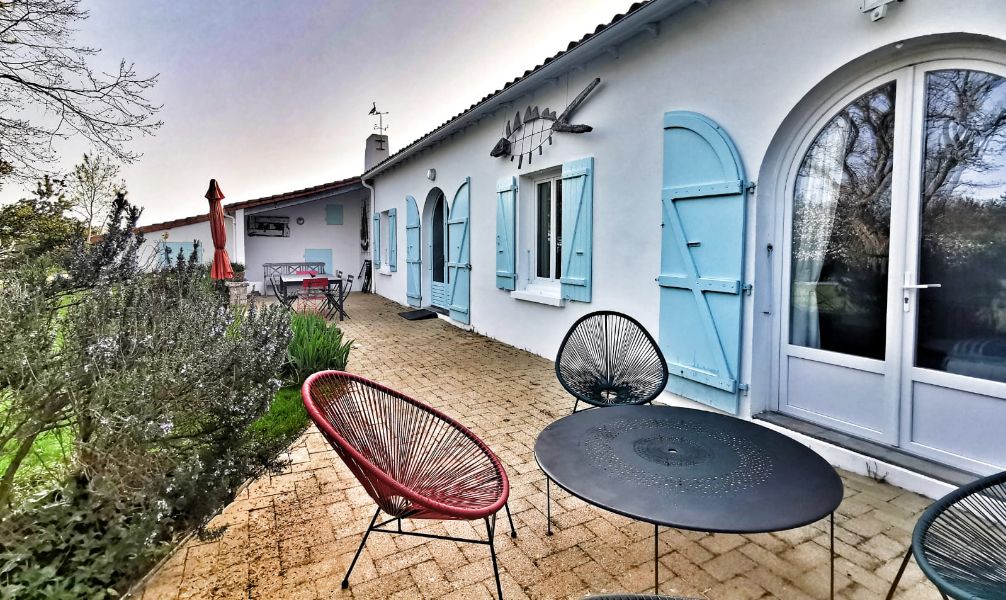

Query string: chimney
[365,134,389,171]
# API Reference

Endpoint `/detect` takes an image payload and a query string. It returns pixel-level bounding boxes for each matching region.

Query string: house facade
[364,0,1006,492]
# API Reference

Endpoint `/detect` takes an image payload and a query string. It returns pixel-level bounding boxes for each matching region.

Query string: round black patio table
[534,405,843,597]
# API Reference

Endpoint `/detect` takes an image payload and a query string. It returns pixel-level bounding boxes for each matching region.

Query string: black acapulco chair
[555,311,669,413]
[885,470,1006,600]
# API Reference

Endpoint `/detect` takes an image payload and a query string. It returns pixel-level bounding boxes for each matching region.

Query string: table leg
[546,477,553,536]
[654,524,659,594]
[830,512,835,600]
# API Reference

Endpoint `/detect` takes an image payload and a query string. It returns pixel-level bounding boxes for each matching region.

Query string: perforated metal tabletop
[535,405,843,533]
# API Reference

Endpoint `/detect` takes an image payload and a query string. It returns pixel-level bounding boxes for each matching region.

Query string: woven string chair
[886,470,1006,600]
[555,311,669,413]
[302,371,516,599]
[583,594,700,600]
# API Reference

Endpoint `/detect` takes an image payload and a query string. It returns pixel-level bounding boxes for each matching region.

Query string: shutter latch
[742,283,753,296]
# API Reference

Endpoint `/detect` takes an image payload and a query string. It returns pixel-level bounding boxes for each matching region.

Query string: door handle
[902,283,941,289]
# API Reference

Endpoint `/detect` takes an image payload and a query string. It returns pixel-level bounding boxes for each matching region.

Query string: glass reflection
[916,70,1006,383]
[790,82,896,360]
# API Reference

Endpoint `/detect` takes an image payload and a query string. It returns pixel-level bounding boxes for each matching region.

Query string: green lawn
[249,386,310,449]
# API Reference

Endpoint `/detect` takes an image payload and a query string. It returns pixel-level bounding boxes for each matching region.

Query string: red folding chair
[296,277,328,313]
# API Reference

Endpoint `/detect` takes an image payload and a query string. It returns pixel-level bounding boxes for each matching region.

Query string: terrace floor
[140,293,944,600]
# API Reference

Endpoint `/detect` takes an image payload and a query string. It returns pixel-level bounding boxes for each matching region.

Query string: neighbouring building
[137,177,369,294]
[362,0,1006,496]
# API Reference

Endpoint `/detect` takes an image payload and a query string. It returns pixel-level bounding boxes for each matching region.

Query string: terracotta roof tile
[136,176,362,234]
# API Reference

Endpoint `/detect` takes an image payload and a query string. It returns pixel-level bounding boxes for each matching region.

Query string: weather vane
[369,102,389,134]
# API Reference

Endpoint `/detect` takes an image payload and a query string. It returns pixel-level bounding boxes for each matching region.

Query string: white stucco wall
[368,0,1006,425]
[244,190,367,293]
[138,219,224,270]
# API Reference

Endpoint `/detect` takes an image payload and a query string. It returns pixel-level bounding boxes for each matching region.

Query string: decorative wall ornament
[490,78,600,168]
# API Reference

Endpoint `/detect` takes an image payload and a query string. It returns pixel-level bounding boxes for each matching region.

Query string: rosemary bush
[0,196,293,598]
[286,312,352,384]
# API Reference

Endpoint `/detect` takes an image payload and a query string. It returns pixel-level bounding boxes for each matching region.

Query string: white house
[363,0,1006,495]
[137,177,370,294]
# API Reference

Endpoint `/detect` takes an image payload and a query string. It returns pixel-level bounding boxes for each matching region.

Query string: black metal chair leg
[342,508,381,589]
[571,398,580,414]
[885,546,914,600]
[546,477,553,536]
[504,502,517,538]
[485,515,504,599]
[830,512,835,600]
[654,523,660,594]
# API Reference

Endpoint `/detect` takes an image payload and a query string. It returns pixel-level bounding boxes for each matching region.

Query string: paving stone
[138,293,938,599]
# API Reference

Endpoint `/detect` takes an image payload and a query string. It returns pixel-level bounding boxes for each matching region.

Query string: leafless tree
[66,152,124,239]
[0,0,161,183]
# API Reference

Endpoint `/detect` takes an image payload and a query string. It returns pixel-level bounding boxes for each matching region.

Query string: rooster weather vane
[490,78,600,168]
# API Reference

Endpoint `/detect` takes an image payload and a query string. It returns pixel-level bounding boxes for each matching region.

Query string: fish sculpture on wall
[490,78,600,168]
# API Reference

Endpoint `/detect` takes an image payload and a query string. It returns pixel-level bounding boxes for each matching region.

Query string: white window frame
[510,168,565,306]
[532,175,563,286]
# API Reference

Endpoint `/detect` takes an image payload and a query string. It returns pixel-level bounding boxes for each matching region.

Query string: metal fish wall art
[490,78,600,168]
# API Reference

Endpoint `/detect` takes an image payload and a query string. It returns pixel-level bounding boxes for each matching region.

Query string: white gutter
[362,0,706,180]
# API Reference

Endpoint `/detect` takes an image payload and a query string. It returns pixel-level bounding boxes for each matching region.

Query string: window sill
[378,266,392,276]
[510,287,565,307]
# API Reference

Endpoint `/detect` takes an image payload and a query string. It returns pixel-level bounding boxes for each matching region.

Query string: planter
[224,281,250,305]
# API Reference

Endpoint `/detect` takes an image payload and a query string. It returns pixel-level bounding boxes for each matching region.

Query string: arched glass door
[780,61,1006,474]
[430,191,449,309]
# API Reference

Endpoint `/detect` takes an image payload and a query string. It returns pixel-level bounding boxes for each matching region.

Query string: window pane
[556,179,563,280]
[432,194,445,283]
[916,70,1006,383]
[537,181,551,278]
[789,81,896,359]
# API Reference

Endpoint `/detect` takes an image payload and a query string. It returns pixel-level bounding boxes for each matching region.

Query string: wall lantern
[427,168,436,181]
[860,0,902,21]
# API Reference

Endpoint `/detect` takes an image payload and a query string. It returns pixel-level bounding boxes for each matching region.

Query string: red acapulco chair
[302,371,516,599]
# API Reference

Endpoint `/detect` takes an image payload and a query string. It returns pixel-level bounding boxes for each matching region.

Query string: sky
[1,0,632,225]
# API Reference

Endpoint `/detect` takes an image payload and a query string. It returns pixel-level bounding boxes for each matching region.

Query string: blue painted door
[659,112,748,414]
[447,178,471,324]
[406,196,421,306]
[304,248,333,275]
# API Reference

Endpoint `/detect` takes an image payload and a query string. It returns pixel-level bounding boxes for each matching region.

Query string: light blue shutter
[560,157,593,302]
[303,248,333,275]
[447,178,471,324]
[372,213,381,268]
[495,176,517,290]
[405,196,421,306]
[388,208,397,272]
[659,111,748,414]
[325,204,344,225]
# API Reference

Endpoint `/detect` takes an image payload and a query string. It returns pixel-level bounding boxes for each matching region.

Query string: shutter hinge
[742,283,753,296]
[738,383,750,395]
[745,181,757,192]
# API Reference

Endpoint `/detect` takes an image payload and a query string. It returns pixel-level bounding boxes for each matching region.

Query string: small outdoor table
[534,405,843,598]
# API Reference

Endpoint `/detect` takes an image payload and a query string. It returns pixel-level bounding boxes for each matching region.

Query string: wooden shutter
[388,208,397,272]
[495,176,517,290]
[372,213,381,268]
[405,196,421,306]
[560,157,593,302]
[325,204,344,225]
[659,111,748,414]
[447,178,471,324]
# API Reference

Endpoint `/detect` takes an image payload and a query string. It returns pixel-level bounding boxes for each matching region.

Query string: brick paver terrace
[140,293,945,600]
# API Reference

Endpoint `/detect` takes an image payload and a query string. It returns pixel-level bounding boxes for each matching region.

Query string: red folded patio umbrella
[206,179,233,280]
